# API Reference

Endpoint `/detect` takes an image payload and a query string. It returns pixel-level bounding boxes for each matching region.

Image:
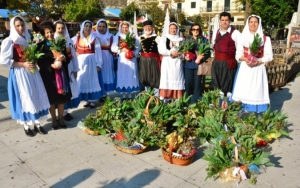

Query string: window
[207,1,212,12]
[177,3,182,11]
[191,2,196,8]
[224,0,230,11]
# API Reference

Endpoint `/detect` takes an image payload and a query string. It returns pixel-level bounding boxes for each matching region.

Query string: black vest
[140,36,158,53]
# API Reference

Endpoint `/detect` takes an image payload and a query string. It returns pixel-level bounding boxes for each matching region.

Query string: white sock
[90,102,95,106]
[63,110,68,115]
[24,124,30,130]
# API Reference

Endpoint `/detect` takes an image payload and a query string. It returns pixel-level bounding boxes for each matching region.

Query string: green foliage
[119,2,140,23]
[187,14,202,25]
[22,42,45,63]
[197,38,211,55]
[178,40,196,53]
[64,0,104,22]
[143,2,165,27]
[50,36,66,52]
[249,33,262,55]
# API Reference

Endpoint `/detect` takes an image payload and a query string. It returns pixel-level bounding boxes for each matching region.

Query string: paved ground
[0,65,299,188]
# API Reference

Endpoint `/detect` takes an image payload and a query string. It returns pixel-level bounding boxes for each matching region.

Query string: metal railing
[200,6,244,13]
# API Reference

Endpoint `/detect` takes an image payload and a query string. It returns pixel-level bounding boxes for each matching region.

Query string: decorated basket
[114,143,147,155]
[161,134,195,166]
[142,96,161,126]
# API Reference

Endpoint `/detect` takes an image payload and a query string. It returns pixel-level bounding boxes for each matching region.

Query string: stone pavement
[0,66,300,188]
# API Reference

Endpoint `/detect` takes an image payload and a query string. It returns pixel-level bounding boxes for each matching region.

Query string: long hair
[189,23,202,36]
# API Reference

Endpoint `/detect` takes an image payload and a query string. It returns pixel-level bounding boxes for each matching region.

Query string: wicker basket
[161,134,195,166]
[143,96,161,126]
[114,144,147,155]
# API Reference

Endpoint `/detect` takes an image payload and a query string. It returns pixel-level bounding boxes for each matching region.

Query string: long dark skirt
[211,60,236,96]
[138,56,160,88]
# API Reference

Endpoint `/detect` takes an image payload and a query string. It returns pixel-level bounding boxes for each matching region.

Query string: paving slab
[0,146,21,169]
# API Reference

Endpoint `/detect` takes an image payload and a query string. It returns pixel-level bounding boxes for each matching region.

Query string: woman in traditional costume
[158,22,185,101]
[37,20,72,129]
[111,21,140,100]
[95,19,115,95]
[0,16,50,136]
[74,20,103,108]
[232,15,273,113]
[54,21,80,121]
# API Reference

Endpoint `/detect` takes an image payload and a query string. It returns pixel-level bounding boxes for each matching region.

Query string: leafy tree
[144,2,165,26]
[187,14,202,25]
[119,2,140,23]
[64,0,104,22]
[234,0,298,29]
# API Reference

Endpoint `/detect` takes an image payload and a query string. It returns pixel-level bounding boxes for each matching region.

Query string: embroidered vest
[140,36,158,53]
[76,36,95,54]
[214,28,236,55]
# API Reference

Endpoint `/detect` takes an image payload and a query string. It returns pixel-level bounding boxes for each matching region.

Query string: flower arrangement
[119,32,137,60]
[22,42,45,73]
[248,33,262,65]
[178,40,196,60]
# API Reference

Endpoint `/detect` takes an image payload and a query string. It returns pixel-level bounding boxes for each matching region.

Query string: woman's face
[97,22,107,34]
[121,23,129,34]
[83,22,92,35]
[14,19,25,35]
[191,25,200,37]
[55,23,65,35]
[169,24,177,35]
[44,28,54,41]
[248,17,259,33]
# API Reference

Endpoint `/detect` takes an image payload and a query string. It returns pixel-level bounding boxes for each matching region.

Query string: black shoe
[83,102,90,108]
[58,121,68,129]
[64,113,73,121]
[24,128,34,137]
[52,121,60,130]
[34,125,47,135]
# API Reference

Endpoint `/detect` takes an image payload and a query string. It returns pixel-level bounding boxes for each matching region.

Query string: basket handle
[143,96,160,117]
[168,134,180,164]
[230,136,239,162]
[188,109,197,118]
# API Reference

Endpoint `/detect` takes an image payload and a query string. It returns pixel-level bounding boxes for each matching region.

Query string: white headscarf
[79,20,97,48]
[241,15,264,47]
[117,21,134,39]
[9,16,31,47]
[95,19,112,43]
[166,22,183,42]
[53,20,73,46]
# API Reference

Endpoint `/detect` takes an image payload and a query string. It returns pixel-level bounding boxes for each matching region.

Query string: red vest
[214,28,236,55]
[76,36,95,54]
[13,44,25,62]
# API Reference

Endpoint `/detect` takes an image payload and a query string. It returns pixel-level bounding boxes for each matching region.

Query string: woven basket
[219,136,240,182]
[114,144,147,155]
[161,134,195,166]
[142,96,161,126]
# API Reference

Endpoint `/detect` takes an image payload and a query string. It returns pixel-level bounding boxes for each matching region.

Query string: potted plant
[119,32,137,60]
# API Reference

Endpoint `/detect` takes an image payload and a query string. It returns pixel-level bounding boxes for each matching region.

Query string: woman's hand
[195,51,204,64]
[184,53,191,61]
[23,62,36,71]
[121,47,129,53]
[51,61,62,69]
[171,50,181,58]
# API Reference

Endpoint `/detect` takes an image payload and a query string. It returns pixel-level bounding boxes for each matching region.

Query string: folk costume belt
[214,51,237,69]
[141,52,161,70]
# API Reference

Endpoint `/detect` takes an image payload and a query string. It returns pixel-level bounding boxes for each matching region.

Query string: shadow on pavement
[101,169,160,188]
[0,75,8,102]
[270,87,292,111]
[50,169,94,188]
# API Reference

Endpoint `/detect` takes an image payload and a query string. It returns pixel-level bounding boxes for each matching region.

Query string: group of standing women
[0,13,273,137]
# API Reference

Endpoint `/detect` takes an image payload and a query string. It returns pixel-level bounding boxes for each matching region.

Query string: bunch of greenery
[249,33,262,55]
[22,42,45,73]
[50,36,67,52]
